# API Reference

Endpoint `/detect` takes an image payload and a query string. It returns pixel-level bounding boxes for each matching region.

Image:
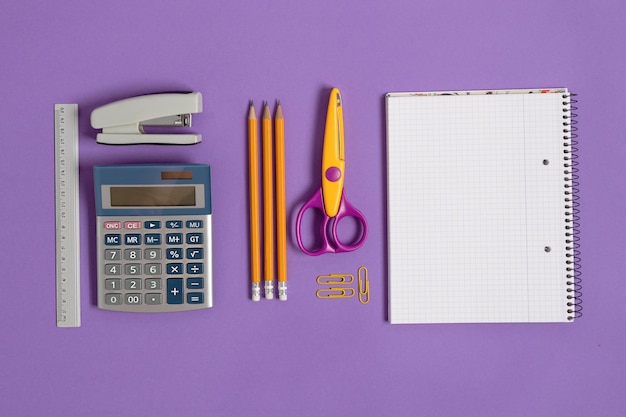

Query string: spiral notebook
[386,88,581,324]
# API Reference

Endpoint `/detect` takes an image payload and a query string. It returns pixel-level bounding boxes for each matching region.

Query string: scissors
[295,88,368,256]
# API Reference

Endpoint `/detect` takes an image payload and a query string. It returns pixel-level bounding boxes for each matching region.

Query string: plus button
[166,278,183,304]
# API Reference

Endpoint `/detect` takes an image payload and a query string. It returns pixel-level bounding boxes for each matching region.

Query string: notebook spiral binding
[563,93,581,320]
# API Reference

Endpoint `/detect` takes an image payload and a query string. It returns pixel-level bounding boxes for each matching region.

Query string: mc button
[105,234,121,245]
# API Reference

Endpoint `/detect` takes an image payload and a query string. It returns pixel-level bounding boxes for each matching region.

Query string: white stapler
[90,92,203,145]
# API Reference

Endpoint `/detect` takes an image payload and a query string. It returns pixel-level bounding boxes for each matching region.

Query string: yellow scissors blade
[321,87,346,218]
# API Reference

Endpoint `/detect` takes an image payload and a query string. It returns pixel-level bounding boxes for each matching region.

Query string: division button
[186,263,203,274]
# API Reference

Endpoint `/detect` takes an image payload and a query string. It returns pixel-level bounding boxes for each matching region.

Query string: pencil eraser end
[252,283,261,301]
[264,282,274,299]
[278,282,287,301]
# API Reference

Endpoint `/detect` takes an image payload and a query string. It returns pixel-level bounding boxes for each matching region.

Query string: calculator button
[105,264,122,275]
[166,233,183,244]
[124,221,142,230]
[124,234,142,245]
[99,213,210,312]
[105,234,121,245]
[167,263,183,274]
[166,248,183,259]
[186,248,204,259]
[186,233,203,244]
[167,279,184,304]
[105,293,123,305]
[125,293,142,305]
[187,292,204,304]
[144,248,161,260]
[186,220,203,228]
[104,221,122,230]
[125,264,142,275]
[124,249,142,260]
[145,263,162,275]
[166,221,183,229]
[144,221,161,229]
[105,278,122,290]
[187,263,203,274]
[104,249,121,260]
[145,278,162,290]
[144,234,161,245]
[145,294,163,305]
[125,278,142,290]
[187,278,204,289]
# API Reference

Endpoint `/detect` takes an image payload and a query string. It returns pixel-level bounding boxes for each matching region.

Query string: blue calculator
[94,164,212,312]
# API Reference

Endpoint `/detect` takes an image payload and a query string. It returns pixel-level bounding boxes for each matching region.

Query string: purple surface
[1,0,624,416]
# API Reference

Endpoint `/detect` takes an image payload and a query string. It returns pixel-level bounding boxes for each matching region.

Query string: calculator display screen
[109,186,196,207]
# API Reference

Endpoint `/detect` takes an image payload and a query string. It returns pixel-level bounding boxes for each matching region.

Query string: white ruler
[54,104,81,327]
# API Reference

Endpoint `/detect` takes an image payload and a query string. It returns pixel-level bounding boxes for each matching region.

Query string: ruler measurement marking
[55,104,80,327]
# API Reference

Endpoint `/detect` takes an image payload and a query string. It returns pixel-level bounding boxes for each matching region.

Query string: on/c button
[104,221,122,230]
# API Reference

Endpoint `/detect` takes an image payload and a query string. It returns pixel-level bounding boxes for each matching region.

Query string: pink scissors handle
[296,189,368,256]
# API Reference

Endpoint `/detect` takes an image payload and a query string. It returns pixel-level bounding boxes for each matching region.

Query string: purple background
[1,0,623,416]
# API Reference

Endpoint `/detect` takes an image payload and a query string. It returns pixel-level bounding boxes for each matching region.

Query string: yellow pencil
[248,101,261,301]
[262,102,275,299]
[275,101,287,301]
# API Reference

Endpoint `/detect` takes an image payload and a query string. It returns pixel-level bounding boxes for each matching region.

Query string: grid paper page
[386,91,572,324]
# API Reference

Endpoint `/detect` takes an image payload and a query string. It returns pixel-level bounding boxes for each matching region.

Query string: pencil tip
[262,101,271,118]
[248,101,257,118]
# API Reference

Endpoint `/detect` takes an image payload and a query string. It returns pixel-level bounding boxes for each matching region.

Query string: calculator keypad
[97,215,212,312]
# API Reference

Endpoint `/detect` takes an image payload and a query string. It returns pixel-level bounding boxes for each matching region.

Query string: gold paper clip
[316,273,354,285]
[316,287,355,299]
[357,266,369,305]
